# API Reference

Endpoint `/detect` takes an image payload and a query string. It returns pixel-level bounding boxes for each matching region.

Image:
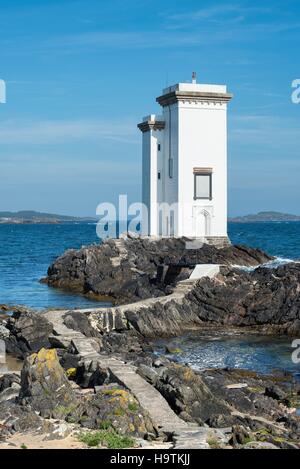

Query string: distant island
[229,211,300,223]
[0,211,96,224]
[1,210,300,225]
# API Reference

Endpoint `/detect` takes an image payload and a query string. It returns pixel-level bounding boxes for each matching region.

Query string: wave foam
[234,257,297,272]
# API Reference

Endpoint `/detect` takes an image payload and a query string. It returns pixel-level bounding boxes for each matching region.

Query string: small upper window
[194,169,212,200]
[169,158,173,178]
[157,143,161,151]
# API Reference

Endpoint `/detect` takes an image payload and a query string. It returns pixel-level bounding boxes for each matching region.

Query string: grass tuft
[79,430,135,449]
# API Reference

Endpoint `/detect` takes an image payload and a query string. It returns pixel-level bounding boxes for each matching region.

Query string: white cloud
[0,118,139,145]
[49,31,207,50]
[168,4,271,21]
[229,114,300,149]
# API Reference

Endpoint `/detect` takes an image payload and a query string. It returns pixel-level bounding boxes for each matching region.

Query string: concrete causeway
[44,309,210,448]
[41,265,223,448]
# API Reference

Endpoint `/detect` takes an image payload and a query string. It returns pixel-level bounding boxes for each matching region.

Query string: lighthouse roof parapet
[157,82,233,107]
[137,114,165,133]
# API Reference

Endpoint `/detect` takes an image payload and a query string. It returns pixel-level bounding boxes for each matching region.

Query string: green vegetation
[166,347,183,354]
[20,443,28,449]
[98,420,112,430]
[128,402,139,412]
[79,430,135,449]
[114,407,126,416]
[55,404,77,417]
[256,428,272,436]
[247,386,264,394]
[207,436,221,449]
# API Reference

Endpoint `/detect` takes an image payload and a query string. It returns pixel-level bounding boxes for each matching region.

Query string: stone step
[189,264,220,280]
[173,428,210,449]
[94,355,190,435]
[71,337,100,360]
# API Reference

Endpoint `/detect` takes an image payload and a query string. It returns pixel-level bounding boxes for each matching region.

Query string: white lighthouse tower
[138,73,233,246]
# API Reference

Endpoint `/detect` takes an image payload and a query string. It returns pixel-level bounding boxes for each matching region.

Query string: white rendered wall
[177,101,228,237]
[159,104,179,236]
[142,131,157,236]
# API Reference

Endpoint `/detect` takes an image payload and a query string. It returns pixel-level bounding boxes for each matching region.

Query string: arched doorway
[193,207,211,237]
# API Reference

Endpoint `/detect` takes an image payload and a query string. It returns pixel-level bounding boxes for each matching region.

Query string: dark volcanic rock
[201,368,300,448]
[44,237,273,304]
[101,330,145,355]
[105,262,300,338]
[5,310,53,357]
[136,361,300,448]
[0,400,54,437]
[141,362,231,425]
[76,359,111,388]
[0,373,21,394]
[185,263,300,335]
[63,311,101,338]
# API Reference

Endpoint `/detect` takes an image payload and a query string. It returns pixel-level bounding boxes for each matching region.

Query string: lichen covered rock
[75,385,156,438]
[18,348,78,418]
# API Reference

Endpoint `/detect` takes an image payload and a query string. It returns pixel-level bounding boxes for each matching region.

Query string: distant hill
[0,211,96,224]
[229,211,300,223]
[2,210,299,225]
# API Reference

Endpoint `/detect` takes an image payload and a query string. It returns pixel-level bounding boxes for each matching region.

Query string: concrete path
[44,310,210,448]
[189,264,220,280]
[43,263,221,336]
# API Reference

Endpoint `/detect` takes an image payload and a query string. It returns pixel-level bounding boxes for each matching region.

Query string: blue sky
[0,0,299,216]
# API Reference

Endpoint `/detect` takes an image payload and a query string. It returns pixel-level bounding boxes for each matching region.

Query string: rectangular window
[194,171,212,200]
[169,158,173,178]
[158,171,161,180]
[157,143,161,151]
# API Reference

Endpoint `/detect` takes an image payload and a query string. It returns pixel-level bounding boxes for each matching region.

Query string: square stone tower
[138,74,233,246]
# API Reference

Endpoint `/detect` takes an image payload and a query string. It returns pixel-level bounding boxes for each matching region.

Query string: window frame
[193,172,212,200]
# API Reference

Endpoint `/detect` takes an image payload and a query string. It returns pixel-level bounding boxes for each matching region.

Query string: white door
[193,207,211,238]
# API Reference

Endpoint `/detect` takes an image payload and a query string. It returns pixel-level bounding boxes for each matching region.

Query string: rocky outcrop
[2,236,300,449]
[43,237,273,304]
[138,362,231,425]
[185,263,300,335]
[75,385,156,438]
[138,361,300,449]
[18,348,77,418]
[86,262,300,338]
[0,349,156,445]
[1,314,299,449]
[0,399,56,439]
[4,310,53,357]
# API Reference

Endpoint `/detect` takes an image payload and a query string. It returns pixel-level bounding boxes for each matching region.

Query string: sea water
[0,221,300,379]
[1,221,299,310]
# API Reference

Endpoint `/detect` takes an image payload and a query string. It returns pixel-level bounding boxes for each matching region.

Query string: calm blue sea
[1,221,300,379]
[0,223,101,310]
[0,221,299,310]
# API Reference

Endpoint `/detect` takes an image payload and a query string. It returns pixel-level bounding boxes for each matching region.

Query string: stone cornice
[137,120,165,133]
[156,91,233,107]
